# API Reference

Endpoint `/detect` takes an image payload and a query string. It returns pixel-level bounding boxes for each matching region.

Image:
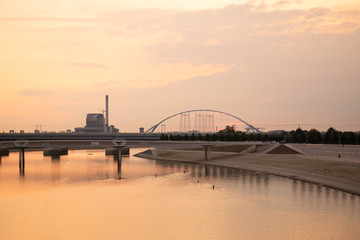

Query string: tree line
[159,126,360,145]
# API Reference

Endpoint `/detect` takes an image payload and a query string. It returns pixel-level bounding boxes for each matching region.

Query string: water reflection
[153,159,272,196]
[51,155,61,181]
[0,149,360,240]
[50,155,61,161]
[290,179,360,219]
[19,148,25,177]
[113,155,122,179]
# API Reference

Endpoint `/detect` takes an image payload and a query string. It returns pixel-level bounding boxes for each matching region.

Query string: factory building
[75,95,118,133]
[87,114,105,129]
[75,114,105,132]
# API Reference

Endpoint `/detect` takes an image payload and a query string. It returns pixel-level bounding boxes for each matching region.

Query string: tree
[238,132,246,141]
[262,133,269,142]
[254,133,262,141]
[210,133,218,141]
[324,127,340,144]
[341,132,356,145]
[219,125,236,133]
[233,132,239,141]
[294,128,306,143]
[307,129,322,144]
[285,133,294,143]
[205,133,210,141]
[219,132,224,141]
[184,134,189,141]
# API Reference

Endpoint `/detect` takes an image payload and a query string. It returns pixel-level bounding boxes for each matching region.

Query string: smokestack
[105,95,109,132]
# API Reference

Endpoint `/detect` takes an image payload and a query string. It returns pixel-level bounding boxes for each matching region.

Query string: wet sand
[136,143,360,195]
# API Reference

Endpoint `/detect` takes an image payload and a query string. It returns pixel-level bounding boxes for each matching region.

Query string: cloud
[0,17,100,22]
[17,89,52,97]
[69,62,107,69]
[3,2,360,132]
[137,3,360,66]
[272,1,292,8]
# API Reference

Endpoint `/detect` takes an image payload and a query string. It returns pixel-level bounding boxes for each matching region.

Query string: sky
[1,0,359,133]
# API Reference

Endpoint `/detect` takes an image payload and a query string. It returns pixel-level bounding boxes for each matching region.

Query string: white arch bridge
[145,109,261,134]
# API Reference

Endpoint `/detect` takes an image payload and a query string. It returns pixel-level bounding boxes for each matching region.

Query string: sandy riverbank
[135,143,360,195]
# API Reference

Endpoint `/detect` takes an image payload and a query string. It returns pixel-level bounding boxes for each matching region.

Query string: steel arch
[145,109,260,133]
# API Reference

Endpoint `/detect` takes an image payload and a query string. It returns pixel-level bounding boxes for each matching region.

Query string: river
[0,148,359,240]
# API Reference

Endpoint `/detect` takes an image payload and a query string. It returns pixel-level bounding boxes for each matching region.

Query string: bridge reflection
[114,155,122,179]
[51,155,61,181]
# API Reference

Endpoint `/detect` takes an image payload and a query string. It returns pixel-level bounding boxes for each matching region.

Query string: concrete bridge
[0,132,160,141]
[0,138,236,178]
[0,139,134,178]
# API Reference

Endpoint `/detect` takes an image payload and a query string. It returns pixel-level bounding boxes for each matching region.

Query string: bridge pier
[19,148,25,176]
[201,144,214,161]
[111,146,126,179]
[116,153,122,179]
[105,146,127,179]
[14,141,28,177]
[0,147,9,156]
[0,148,10,165]
[105,147,129,156]
[43,147,68,157]
[109,140,127,180]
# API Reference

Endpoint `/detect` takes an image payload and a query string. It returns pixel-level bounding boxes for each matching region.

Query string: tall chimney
[105,95,109,132]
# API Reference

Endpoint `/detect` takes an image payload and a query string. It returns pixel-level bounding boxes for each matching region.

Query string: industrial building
[75,95,118,133]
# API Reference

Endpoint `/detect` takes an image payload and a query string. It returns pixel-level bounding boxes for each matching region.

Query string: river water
[0,148,359,240]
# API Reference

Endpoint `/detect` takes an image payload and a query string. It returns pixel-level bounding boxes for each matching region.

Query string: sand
[135,143,360,195]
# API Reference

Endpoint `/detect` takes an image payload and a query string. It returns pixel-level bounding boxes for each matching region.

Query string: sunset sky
[1,0,359,132]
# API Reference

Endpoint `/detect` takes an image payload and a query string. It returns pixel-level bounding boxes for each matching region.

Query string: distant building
[109,125,119,133]
[87,114,105,130]
[139,127,144,134]
[75,113,118,133]
[74,95,119,133]
[75,113,105,132]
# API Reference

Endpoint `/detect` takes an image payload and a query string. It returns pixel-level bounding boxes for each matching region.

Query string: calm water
[0,148,359,240]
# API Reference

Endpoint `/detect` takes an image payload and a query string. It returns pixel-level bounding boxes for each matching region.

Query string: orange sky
[1,0,359,132]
